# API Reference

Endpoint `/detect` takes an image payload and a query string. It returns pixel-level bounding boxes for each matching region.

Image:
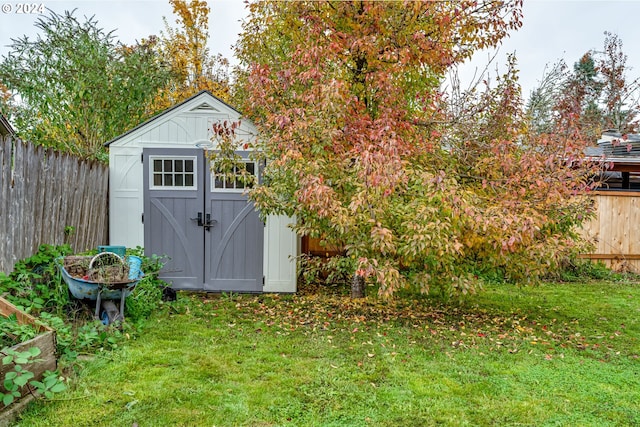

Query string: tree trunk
[351,273,365,298]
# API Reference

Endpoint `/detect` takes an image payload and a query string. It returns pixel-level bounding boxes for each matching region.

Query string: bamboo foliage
[0,136,108,273]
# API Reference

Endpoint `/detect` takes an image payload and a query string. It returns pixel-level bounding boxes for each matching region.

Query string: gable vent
[191,102,220,112]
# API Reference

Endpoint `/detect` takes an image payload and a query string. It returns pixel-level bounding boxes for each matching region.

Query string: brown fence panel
[579,190,640,272]
[0,136,109,273]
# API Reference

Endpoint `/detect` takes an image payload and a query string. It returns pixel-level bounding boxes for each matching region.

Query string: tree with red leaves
[236,0,597,298]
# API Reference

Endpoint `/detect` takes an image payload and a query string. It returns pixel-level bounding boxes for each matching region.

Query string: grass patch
[13,280,640,426]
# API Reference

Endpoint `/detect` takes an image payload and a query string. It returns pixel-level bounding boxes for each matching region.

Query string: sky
[1,0,640,100]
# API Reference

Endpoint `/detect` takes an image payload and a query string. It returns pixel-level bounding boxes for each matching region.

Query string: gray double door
[143,148,263,292]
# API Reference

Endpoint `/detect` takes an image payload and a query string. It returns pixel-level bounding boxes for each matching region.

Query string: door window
[212,160,257,192]
[150,156,197,190]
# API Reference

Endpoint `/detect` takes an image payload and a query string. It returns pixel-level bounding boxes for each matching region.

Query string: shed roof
[0,113,15,137]
[104,90,246,147]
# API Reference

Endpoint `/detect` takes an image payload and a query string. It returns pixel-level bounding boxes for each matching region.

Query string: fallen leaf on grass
[125,400,139,410]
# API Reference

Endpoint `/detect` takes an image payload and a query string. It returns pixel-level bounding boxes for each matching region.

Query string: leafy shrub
[0,244,72,314]
[298,254,353,288]
[552,258,625,282]
[37,312,74,359]
[124,247,169,323]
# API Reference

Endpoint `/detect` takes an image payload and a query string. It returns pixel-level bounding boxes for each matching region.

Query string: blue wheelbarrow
[56,252,143,325]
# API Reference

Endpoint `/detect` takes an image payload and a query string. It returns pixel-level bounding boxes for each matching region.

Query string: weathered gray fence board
[60,154,74,250]
[34,148,48,247]
[0,139,9,267]
[95,162,109,247]
[67,154,84,249]
[50,150,64,246]
[0,137,108,273]
[10,139,25,268]
[25,143,40,259]
[84,161,108,251]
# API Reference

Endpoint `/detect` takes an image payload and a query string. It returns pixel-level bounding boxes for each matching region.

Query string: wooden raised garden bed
[0,297,57,426]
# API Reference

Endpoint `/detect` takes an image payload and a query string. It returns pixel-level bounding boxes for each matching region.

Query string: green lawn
[12,280,640,426]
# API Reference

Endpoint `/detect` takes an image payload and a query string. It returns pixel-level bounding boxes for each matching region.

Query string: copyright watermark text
[2,3,45,14]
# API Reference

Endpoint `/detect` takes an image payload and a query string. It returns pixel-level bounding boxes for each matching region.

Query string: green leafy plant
[298,254,353,289]
[552,258,628,282]
[0,314,39,348]
[1,347,66,407]
[29,370,67,399]
[221,291,239,302]
[39,304,126,356]
[36,312,79,364]
[74,324,101,352]
[124,247,169,323]
[0,244,72,314]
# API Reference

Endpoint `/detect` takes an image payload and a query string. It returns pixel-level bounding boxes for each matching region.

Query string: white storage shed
[106,91,297,293]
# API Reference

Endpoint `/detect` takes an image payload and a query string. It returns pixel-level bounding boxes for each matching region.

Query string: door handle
[190,212,204,227]
[204,213,217,231]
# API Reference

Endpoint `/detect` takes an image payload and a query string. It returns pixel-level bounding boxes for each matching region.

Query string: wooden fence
[0,137,109,273]
[579,191,640,272]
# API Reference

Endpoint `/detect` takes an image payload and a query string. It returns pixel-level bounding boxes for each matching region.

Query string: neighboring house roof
[0,113,15,137]
[104,90,246,147]
[586,131,640,171]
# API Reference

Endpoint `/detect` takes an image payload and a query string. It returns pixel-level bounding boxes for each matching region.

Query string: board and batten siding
[263,214,298,292]
[579,191,640,272]
[109,146,144,248]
